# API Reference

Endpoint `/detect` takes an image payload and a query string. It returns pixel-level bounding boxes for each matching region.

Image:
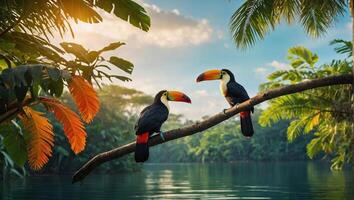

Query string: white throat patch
[219,73,230,96]
[160,95,170,111]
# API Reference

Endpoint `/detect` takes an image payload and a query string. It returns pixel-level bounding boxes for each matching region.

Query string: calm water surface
[1,162,353,199]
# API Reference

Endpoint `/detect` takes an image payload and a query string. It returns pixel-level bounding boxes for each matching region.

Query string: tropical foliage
[0,84,317,176]
[0,0,150,38]
[229,0,348,48]
[259,43,352,169]
[230,0,353,169]
[0,0,150,173]
[31,87,313,174]
[38,85,153,174]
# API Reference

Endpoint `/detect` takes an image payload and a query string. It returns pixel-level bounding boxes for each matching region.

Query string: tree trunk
[72,74,352,183]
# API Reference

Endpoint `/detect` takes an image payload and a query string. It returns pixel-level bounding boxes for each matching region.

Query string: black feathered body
[223,80,254,137]
[225,81,254,112]
[135,102,169,135]
[134,98,169,162]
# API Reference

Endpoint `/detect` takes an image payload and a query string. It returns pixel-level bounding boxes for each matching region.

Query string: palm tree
[259,45,351,169]
[230,0,354,169]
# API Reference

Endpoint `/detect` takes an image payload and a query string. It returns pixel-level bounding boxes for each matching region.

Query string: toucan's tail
[135,132,149,162]
[240,111,254,137]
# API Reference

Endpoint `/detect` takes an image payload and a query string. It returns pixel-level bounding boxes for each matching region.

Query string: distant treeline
[150,111,313,163]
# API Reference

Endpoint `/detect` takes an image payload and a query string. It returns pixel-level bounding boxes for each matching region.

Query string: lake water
[1,162,353,199]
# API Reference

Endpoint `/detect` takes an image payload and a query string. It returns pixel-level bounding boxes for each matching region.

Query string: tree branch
[0,97,37,124]
[72,74,352,183]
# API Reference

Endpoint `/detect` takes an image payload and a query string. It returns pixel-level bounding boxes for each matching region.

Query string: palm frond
[300,0,347,37]
[230,0,347,48]
[330,39,352,58]
[230,0,275,49]
[68,75,100,123]
[40,98,87,154]
[19,107,54,170]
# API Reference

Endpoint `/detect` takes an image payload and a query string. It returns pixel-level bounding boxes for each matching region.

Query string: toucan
[196,69,254,137]
[134,90,191,162]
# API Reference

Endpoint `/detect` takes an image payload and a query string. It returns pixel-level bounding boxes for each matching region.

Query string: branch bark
[0,97,35,124]
[72,74,353,183]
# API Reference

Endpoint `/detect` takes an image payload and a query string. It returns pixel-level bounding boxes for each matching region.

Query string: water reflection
[306,162,353,200]
[0,162,353,200]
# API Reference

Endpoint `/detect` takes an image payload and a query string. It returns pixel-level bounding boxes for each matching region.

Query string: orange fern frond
[40,98,86,154]
[68,75,100,123]
[19,107,54,170]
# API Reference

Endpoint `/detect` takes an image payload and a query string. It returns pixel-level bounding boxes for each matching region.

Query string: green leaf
[287,119,306,142]
[0,60,10,70]
[1,151,14,167]
[0,85,9,102]
[330,39,352,58]
[290,60,304,68]
[267,70,287,81]
[60,0,102,23]
[30,82,40,99]
[14,65,29,86]
[0,40,16,50]
[40,78,64,97]
[14,85,28,104]
[1,68,15,88]
[109,56,134,74]
[55,146,70,157]
[50,79,64,98]
[98,42,125,53]
[3,126,27,167]
[86,51,100,63]
[29,65,44,83]
[47,67,61,81]
[287,46,318,67]
[109,75,132,82]
[96,0,150,31]
[304,113,320,133]
[60,42,88,62]
[307,137,322,159]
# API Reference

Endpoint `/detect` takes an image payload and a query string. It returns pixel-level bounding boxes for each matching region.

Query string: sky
[53,0,352,120]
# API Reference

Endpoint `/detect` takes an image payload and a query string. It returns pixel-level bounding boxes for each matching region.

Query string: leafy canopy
[0,0,150,38]
[0,0,150,171]
[259,42,352,169]
[230,0,347,48]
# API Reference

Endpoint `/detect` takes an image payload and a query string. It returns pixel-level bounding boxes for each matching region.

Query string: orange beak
[167,91,192,104]
[196,69,222,82]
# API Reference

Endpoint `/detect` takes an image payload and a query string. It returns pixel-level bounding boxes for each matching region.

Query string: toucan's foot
[223,109,228,114]
[159,131,166,141]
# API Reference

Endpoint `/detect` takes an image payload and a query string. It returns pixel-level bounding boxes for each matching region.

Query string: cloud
[172,9,180,15]
[254,60,289,80]
[143,4,213,47]
[195,90,209,96]
[347,21,351,31]
[216,30,224,39]
[255,67,267,74]
[266,60,290,70]
[63,3,213,49]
